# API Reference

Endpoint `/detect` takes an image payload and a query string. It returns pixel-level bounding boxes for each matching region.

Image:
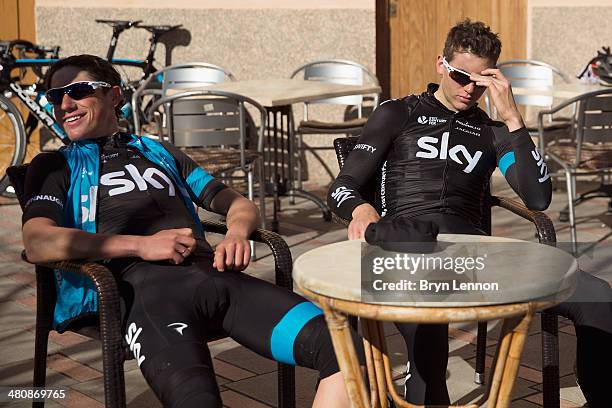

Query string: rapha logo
[101,164,175,197]
[531,149,550,183]
[331,186,355,207]
[417,116,447,126]
[416,132,482,173]
[167,322,188,335]
[125,322,146,367]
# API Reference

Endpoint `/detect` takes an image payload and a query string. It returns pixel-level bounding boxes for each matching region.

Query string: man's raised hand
[471,68,525,132]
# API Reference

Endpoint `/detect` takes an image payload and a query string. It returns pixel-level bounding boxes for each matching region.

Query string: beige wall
[528,1,612,79]
[36,2,376,183]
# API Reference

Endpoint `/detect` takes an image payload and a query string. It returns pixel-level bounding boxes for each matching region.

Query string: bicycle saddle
[95,19,142,31]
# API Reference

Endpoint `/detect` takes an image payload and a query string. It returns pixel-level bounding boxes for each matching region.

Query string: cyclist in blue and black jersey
[21,54,362,408]
[328,19,612,407]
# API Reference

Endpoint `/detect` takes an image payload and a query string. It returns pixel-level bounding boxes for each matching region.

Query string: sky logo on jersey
[125,322,146,367]
[417,116,448,126]
[531,149,550,183]
[416,132,483,173]
[80,186,98,224]
[331,186,355,207]
[100,164,176,197]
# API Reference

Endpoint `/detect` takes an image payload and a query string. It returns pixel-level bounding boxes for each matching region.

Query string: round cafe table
[294,235,577,408]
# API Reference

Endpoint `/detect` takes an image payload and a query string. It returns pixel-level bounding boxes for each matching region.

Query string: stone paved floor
[0,174,610,407]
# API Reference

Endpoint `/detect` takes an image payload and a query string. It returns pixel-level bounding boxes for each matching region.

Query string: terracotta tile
[8,271,36,287]
[517,365,543,383]
[559,325,576,335]
[47,353,103,382]
[220,390,272,408]
[14,295,37,310]
[448,327,476,344]
[524,392,544,405]
[49,331,92,347]
[59,389,104,408]
[213,358,256,381]
[560,399,582,408]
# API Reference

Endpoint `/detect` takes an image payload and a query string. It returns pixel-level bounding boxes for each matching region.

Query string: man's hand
[472,68,525,132]
[214,233,251,271]
[138,228,197,265]
[348,204,380,240]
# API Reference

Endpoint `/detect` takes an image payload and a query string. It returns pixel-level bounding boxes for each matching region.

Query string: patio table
[294,236,578,408]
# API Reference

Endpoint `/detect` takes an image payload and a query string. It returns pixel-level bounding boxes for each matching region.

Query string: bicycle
[0,40,65,195]
[95,19,191,132]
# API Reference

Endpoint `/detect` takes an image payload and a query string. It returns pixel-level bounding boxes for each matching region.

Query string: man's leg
[395,323,450,405]
[120,261,224,408]
[194,267,363,385]
[545,270,612,407]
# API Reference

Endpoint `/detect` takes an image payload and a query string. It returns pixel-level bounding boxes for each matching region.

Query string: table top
[513,82,610,99]
[294,235,578,307]
[172,78,381,107]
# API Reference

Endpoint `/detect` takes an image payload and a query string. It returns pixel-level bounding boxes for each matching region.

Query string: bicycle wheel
[0,94,27,197]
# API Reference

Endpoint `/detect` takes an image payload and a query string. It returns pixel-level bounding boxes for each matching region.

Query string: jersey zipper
[439,115,454,210]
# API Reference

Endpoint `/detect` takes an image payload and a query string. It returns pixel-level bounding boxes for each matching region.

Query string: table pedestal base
[310,292,538,408]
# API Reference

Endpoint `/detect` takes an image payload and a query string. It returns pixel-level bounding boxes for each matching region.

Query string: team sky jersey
[328,84,552,228]
[22,133,227,264]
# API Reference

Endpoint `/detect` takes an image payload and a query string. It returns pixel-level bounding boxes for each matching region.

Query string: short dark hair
[44,54,124,117]
[443,19,501,64]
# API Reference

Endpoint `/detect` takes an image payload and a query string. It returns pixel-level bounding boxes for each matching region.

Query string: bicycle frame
[5,81,68,143]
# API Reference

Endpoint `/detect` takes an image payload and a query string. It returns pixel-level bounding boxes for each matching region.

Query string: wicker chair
[7,164,295,408]
[332,137,562,408]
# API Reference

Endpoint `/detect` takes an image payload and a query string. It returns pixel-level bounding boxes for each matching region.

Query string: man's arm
[209,188,260,271]
[472,68,552,210]
[21,152,196,264]
[327,99,406,239]
[22,218,196,265]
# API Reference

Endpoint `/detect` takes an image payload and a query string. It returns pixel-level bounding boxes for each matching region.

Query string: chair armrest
[201,219,293,290]
[490,196,556,246]
[332,213,350,227]
[22,251,122,337]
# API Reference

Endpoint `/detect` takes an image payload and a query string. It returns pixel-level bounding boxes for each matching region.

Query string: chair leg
[278,363,295,408]
[541,312,560,408]
[474,321,487,385]
[32,326,50,408]
[565,172,578,252]
[248,170,256,260]
[257,158,267,230]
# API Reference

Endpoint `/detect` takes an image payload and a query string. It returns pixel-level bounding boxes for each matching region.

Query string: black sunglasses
[46,81,112,105]
[442,57,484,88]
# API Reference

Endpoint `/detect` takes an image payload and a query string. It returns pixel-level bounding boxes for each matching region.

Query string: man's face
[49,66,121,141]
[435,52,495,111]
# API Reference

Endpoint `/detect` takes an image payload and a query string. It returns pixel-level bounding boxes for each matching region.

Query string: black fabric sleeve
[22,152,70,226]
[327,99,407,220]
[160,142,228,211]
[492,124,552,211]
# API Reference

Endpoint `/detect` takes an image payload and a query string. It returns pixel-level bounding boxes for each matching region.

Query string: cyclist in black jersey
[21,55,362,408]
[328,20,612,406]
